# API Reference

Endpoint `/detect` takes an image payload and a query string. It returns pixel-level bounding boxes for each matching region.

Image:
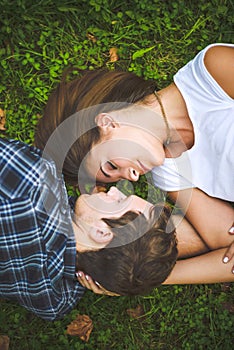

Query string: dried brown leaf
[109,47,119,62]
[0,335,10,350]
[126,304,145,319]
[221,282,232,292]
[221,302,234,313]
[66,314,93,342]
[0,109,6,131]
[92,185,108,193]
[87,33,97,43]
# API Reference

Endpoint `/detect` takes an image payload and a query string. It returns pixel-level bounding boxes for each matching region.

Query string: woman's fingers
[228,224,234,235]
[76,271,120,296]
[76,272,100,292]
[223,240,234,274]
[94,281,120,296]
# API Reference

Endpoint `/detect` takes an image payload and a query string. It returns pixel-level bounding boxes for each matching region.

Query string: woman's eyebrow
[100,166,111,178]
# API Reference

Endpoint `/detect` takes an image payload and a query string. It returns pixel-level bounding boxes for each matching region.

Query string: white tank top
[152,43,234,201]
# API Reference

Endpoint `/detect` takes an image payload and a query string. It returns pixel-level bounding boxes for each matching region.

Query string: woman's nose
[128,167,140,181]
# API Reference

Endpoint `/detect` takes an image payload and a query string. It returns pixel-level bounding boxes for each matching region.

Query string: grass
[0,0,234,349]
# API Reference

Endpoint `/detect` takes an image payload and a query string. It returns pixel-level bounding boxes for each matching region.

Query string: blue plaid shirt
[0,138,85,320]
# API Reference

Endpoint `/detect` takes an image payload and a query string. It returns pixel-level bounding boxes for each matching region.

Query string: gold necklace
[154,90,171,145]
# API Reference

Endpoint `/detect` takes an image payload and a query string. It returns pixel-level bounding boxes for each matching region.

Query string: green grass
[0,0,234,349]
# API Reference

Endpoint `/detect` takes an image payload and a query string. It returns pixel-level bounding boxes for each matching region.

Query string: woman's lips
[138,161,150,174]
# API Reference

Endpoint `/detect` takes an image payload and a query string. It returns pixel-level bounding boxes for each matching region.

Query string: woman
[34,43,234,277]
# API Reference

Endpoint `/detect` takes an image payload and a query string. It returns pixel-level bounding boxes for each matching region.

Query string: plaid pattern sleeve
[0,138,85,320]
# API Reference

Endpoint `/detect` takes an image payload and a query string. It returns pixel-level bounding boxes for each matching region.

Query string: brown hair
[34,69,156,185]
[75,204,177,296]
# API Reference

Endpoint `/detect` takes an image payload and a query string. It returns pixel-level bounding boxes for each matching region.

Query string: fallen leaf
[87,33,97,43]
[66,314,93,342]
[0,109,6,131]
[0,335,10,350]
[126,304,145,319]
[221,282,232,292]
[92,185,108,193]
[109,47,119,62]
[221,302,234,313]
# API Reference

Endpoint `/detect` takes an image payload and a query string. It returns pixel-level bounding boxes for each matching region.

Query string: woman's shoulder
[173,43,234,101]
[204,44,234,98]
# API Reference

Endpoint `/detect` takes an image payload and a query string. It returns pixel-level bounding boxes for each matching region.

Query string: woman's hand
[223,224,234,273]
[76,271,120,296]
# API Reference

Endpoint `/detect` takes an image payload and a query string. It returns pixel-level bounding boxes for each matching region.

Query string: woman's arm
[165,211,234,284]
[163,248,234,284]
[169,187,234,278]
[172,214,209,258]
[168,188,234,250]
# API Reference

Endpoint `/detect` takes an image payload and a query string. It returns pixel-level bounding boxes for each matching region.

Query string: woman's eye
[105,161,118,170]
[100,161,118,178]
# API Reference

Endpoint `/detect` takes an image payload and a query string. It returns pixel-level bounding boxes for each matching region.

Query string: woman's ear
[95,113,118,129]
[90,227,114,245]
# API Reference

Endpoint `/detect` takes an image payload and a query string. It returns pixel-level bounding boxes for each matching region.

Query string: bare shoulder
[204,45,234,98]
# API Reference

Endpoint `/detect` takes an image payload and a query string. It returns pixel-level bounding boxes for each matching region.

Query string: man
[0,137,177,320]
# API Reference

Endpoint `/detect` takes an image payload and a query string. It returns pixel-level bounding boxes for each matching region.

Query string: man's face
[75,186,153,223]
[72,187,154,251]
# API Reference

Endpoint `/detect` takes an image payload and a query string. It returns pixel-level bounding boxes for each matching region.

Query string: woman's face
[84,110,165,183]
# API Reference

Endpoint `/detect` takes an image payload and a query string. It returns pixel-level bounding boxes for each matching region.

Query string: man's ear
[95,113,118,129]
[90,228,114,244]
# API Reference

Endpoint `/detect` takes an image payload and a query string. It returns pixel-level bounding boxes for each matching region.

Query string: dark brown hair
[75,204,177,296]
[34,69,156,185]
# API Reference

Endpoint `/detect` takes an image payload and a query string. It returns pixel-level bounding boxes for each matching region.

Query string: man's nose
[107,186,121,199]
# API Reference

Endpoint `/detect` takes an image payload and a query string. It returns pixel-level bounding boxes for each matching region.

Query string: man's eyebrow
[100,166,110,178]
